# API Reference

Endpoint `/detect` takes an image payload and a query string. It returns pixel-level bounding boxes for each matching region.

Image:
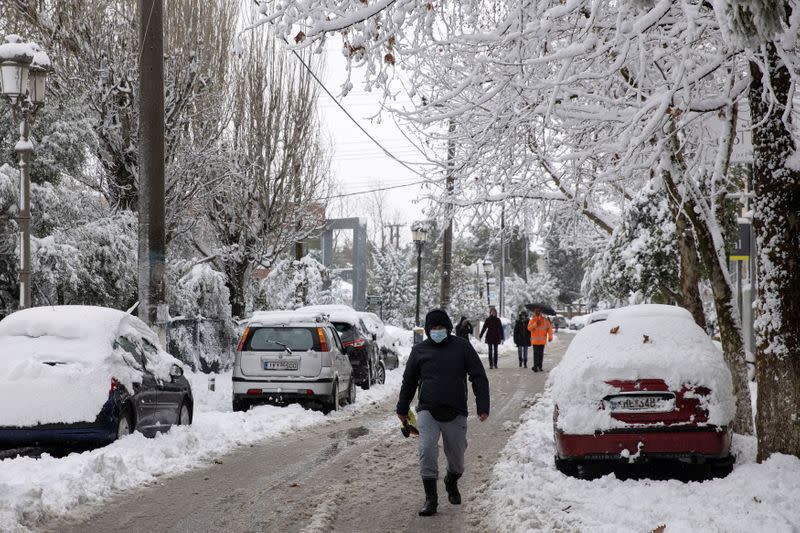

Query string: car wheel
[232,398,249,412]
[177,400,191,425]
[554,457,579,477]
[115,405,134,441]
[346,378,357,405]
[375,362,386,385]
[326,381,340,413]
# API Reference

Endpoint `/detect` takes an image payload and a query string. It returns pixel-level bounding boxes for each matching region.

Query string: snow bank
[0,306,180,427]
[486,390,800,533]
[0,364,406,531]
[550,305,735,433]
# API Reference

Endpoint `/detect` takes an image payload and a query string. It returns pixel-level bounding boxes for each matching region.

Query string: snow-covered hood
[549,305,735,434]
[0,306,179,427]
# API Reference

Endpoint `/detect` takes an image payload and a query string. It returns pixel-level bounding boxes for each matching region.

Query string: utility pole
[440,119,456,309]
[138,0,167,345]
[500,195,505,317]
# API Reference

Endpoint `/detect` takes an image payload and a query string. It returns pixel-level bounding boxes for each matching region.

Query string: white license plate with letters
[606,394,675,413]
[263,360,299,370]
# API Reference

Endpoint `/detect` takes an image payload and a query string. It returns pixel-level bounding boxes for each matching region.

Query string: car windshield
[247,327,316,352]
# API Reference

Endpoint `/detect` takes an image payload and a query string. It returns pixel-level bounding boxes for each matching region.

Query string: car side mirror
[170,364,184,379]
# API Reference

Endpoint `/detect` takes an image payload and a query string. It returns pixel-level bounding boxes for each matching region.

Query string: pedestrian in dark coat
[513,311,531,368]
[479,307,503,369]
[397,308,490,517]
[455,316,473,340]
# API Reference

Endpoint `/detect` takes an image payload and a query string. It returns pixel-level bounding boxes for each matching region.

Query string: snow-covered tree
[505,272,561,317]
[195,19,330,318]
[585,179,679,305]
[369,244,415,326]
[714,1,800,460]
[254,256,332,311]
[32,211,138,309]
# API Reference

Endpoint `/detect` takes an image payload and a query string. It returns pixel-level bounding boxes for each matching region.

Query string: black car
[358,311,400,370]
[0,306,193,448]
[297,305,386,389]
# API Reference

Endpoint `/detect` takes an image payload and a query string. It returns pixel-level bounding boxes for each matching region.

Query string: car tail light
[317,327,329,352]
[110,377,119,395]
[237,327,252,352]
[306,389,314,395]
[246,388,262,395]
[344,338,366,348]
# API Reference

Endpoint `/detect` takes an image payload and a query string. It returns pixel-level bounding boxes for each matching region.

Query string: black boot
[444,471,462,504]
[419,478,438,516]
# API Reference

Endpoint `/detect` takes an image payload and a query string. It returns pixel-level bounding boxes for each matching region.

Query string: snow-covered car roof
[0,306,182,427]
[248,310,329,327]
[0,305,159,365]
[296,305,361,326]
[549,304,735,434]
[357,312,385,334]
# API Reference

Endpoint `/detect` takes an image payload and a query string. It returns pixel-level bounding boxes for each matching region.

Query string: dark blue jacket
[396,309,490,417]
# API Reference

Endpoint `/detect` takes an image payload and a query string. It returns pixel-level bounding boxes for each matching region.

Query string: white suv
[232,311,355,413]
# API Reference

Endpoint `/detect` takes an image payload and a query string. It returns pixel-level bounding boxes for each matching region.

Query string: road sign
[730,222,751,261]
[367,295,382,306]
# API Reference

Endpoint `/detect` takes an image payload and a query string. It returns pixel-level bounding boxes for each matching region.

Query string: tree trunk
[749,46,800,461]
[662,164,754,435]
[225,262,249,320]
[675,212,707,330]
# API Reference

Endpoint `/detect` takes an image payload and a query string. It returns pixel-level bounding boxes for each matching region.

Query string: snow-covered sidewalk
[0,366,405,532]
[485,389,800,533]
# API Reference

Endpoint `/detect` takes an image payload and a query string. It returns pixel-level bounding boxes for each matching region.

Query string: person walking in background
[479,307,503,369]
[455,316,473,340]
[513,310,530,368]
[397,308,490,517]
[527,307,553,372]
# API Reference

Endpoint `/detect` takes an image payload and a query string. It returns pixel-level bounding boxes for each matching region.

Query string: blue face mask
[430,329,448,343]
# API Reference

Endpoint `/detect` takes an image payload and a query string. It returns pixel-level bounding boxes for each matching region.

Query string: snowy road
[37,340,567,533]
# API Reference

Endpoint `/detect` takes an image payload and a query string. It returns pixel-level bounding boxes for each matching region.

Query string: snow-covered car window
[115,336,146,371]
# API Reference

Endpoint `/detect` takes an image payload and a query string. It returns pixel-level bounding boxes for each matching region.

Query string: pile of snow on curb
[486,390,800,533]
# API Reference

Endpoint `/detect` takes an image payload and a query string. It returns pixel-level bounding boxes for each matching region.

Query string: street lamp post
[483,258,494,307]
[0,35,50,310]
[412,225,428,328]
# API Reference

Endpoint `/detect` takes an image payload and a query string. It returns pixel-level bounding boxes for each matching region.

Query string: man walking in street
[397,308,490,517]
[527,307,553,372]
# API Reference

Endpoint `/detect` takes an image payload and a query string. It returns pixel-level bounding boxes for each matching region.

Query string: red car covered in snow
[551,304,736,479]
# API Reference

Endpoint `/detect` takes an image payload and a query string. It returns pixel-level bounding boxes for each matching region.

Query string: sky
[315,41,430,242]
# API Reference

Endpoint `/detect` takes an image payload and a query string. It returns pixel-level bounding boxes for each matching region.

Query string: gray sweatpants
[416,409,468,480]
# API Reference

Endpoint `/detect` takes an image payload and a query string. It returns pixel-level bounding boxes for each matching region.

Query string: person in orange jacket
[527,307,553,372]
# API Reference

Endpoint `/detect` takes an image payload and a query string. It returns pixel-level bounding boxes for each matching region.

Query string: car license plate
[263,360,298,370]
[606,394,675,413]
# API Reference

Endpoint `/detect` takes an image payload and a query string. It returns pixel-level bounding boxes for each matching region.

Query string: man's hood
[424,308,453,337]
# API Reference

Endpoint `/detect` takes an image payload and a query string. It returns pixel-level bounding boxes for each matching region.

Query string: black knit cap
[424,308,453,337]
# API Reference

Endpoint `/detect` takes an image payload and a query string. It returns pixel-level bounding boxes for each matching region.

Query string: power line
[319,180,428,200]
[287,47,430,180]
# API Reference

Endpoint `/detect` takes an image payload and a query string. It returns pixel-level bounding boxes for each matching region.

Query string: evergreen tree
[543,231,585,305]
[584,179,679,304]
[369,245,415,327]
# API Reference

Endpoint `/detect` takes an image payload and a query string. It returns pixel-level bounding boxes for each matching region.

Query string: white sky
[315,42,430,239]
